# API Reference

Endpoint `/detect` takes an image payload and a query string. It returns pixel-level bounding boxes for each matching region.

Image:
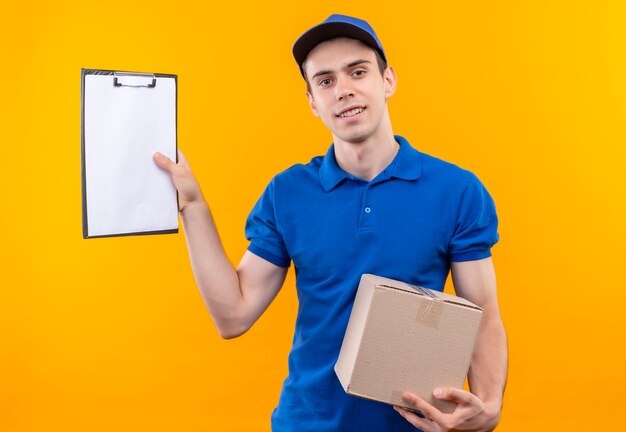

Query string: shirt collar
[319,135,422,192]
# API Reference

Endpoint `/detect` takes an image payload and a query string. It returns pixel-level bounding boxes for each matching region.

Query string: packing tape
[413,285,437,299]
[415,298,443,328]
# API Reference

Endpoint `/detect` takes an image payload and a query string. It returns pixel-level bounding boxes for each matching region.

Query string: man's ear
[306,91,320,117]
[383,66,397,99]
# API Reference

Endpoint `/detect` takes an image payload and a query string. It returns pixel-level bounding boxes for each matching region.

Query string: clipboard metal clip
[113,71,157,88]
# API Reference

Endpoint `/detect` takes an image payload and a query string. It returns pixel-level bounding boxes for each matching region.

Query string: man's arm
[394,257,507,431]
[154,150,288,339]
[452,257,508,415]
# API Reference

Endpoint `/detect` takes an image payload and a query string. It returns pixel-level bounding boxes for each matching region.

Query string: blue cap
[292,14,387,76]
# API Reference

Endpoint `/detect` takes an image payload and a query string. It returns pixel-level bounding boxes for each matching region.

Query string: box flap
[363,274,483,312]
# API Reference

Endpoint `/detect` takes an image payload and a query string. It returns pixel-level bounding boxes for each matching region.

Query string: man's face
[303,37,396,144]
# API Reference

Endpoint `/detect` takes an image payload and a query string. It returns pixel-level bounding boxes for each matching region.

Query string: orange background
[1,1,625,430]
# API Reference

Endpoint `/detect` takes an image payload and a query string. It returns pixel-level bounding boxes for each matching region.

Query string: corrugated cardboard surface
[335,274,483,414]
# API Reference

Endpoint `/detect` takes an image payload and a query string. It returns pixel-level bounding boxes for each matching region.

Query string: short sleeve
[448,173,499,262]
[245,179,291,268]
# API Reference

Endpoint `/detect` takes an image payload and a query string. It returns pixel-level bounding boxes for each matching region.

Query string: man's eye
[353,70,366,77]
[318,79,332,87]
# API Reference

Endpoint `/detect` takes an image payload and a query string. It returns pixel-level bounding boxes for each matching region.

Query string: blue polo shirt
[245,135,498,432]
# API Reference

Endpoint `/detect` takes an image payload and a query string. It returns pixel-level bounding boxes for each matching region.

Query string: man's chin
[334,129,370,144]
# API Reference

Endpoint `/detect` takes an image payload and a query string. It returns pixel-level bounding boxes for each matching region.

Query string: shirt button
[364,207,372,214]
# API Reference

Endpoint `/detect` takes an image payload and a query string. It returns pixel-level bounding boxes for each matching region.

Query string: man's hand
[153,149,204,213]
[394,387,501,432]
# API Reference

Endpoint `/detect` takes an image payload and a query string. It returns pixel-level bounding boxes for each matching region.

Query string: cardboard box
[335,274,483,414]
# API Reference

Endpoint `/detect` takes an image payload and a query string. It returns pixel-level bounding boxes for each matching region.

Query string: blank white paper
[83,73,178,237]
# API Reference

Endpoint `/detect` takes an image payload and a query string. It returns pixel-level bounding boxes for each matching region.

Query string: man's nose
[335,78,355,100]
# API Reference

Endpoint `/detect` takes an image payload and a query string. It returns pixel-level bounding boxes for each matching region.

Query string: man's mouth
[337,107,365,118]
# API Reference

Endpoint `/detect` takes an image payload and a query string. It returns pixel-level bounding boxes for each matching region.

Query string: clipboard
[81,68,179,239]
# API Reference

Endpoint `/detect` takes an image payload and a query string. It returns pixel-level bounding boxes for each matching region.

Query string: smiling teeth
[339,107,364,118]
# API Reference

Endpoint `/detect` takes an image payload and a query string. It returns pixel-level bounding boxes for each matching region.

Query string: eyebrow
[310,59,372,81]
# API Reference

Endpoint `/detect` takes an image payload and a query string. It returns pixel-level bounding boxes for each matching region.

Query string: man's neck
[333,132,399,182]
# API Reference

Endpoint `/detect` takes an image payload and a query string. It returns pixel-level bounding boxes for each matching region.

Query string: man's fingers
[402,392,446,424]
[394,406,437,432]
[153,151,175,171]
[433,387,476,405]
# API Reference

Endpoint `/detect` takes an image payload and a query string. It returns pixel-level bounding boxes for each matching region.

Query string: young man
[154,14,507,432]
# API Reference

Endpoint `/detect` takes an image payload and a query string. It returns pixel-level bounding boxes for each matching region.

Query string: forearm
[180,199,246,337]
[468,306,508,413]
